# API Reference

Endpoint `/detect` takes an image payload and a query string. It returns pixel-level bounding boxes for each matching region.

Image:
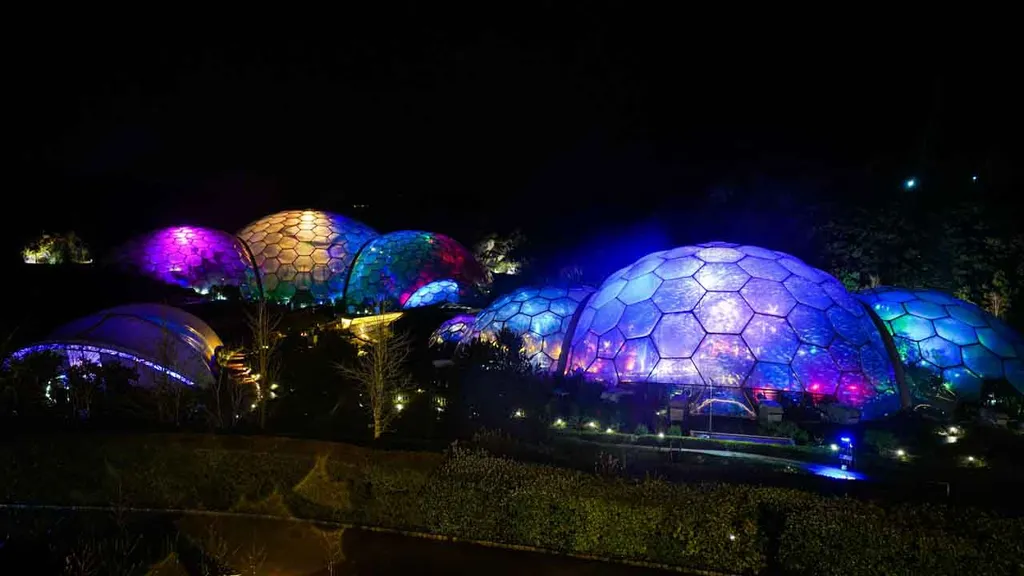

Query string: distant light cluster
[856,287,1024,398]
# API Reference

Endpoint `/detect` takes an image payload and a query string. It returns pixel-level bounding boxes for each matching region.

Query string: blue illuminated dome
[430,314,477,346]
[565,242,900,418]
[9,304,223,388]
[463,284,596,371]
[856,287,1024,398]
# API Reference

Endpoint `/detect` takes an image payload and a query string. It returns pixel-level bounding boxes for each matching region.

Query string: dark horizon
[9,16,1019,269]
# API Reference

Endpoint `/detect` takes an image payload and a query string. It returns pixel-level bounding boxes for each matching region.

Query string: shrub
[633,423,650,436]
[667,424,683,437]
[864,430,899,455]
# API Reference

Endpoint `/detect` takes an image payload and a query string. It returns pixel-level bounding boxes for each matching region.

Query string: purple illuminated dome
[857,287,1024,399]
[430,314,477,346]
[463,284,596,371]
[9,303,223,388]
[109,226,255,294]
[237,209,379,304]
[565,242,901,418]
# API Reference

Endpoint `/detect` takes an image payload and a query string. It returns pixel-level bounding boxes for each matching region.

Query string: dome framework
[565,242,900,417]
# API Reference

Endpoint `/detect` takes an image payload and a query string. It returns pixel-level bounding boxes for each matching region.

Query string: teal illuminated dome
[565,242,901,418]
[344,231,489,313]
[856,287,1024,398]
[463,284,596,371]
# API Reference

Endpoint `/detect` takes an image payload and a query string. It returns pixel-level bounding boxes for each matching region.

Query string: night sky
[9,13,1018,276]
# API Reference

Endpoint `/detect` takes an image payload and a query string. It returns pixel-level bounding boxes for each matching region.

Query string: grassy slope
[2,433,1022,575]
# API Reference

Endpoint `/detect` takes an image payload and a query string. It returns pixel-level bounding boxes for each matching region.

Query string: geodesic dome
[856,287,1024,398]
[463,284,596,371]
[344,231,489,313]
[237,209,379,304]
[109,226,254,294]
[565,242,900,417]
[9,303,222,388]
[430,314,477,346]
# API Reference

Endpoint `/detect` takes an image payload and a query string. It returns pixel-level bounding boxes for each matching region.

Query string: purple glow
[431,314,477,345]
[566,242,899,418]
[11,343,196,386]
[110,226,254,294]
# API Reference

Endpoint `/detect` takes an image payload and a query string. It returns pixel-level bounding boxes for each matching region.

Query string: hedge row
[1,434,1022,575]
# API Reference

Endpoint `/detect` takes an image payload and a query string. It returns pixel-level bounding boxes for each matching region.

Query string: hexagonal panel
[652,277,706,313]
[742,314,799,363]
[695,246,744,263]
[692,335,755,386]
[651,313,705,358]
[977,328,1017,358]
[650,358,703,384]
[737,257,791,281]
[694,262,750,291]
[783,277,833,310]
[654,256,703,280]
[792,345,840,395]
[919,336,962,368]
[620,300,662,338]
[746,362,801,391]
[903,300,948,320]
[598,328,626,359]
[617,273,663,305]
[694,292,753,334]
[890,315,935,341]
[788,305,835,347]
[614,338,660,381]
[740,278,797,317]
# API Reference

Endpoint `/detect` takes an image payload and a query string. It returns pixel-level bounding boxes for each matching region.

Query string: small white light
[587,421,598,429]
[971,175,978,182]
[729,534,736,541]
[830,443,839,452]
[658,432,665,439]
[948,426,959,435]
[967,456,975,462]
[946,435,958,444]
[905,178,917,189]
[605,427,614,434]
[395,403,404,412]
[896,449,906,457]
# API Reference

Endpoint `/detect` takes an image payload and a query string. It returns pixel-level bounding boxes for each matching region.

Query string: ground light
[657,432,665,439]
[896,449,906,457]
[904,178,917,190]
[586,421,599,429]
[830,443,839,452]
[553,418,566,428]
[605,427,614,434]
